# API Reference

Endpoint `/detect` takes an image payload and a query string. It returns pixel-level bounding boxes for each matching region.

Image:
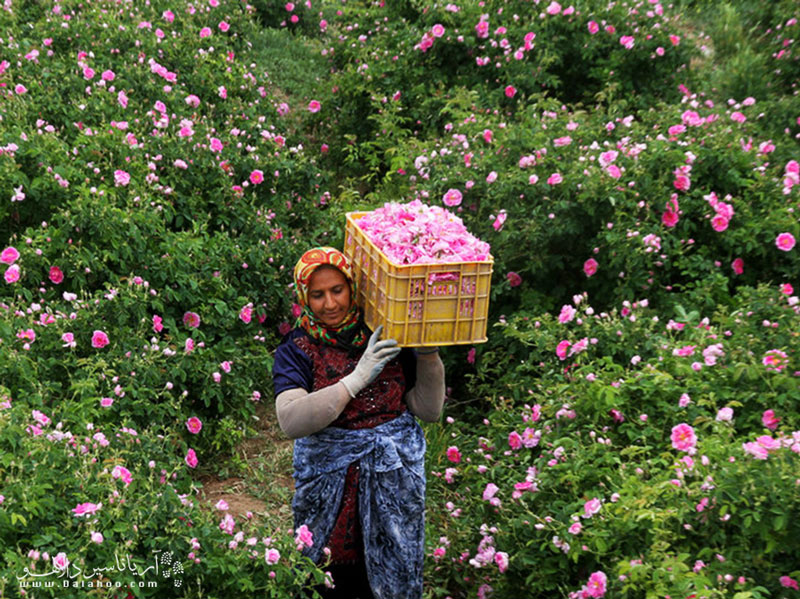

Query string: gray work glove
[340,325,401,398]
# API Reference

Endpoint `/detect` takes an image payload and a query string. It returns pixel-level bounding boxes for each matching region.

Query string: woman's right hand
[340,325,401,397]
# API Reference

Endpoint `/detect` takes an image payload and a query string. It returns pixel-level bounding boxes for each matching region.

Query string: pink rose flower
[308,100,321,113]
[295,524,314,548]
[446,446,461,463]
[670,423,697,452]
[762,409,780,430]
[249,170,264,185]
[111,465,132,485]
[91,330,110,348]
[583,258,598,277]
[547,173,563,185]
[4,264,20,284]
[185,448,198,468]
[584,571,607,598]
[183,311,201,328]
[506,271,522,287]
[72,502,101,517]
[776,232,796,251]
[442,188,463,207]
[1,246,19,264]
[186,417,203,434]
[556,339,571,360]
[731,258,744,275]
[114,170,131,186]
[49,266,64,284]
[239,303,253,323]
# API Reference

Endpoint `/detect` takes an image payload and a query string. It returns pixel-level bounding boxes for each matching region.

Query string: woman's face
[307,266,352,327]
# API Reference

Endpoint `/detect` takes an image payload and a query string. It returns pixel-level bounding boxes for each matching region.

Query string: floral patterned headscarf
[293,247,368,348]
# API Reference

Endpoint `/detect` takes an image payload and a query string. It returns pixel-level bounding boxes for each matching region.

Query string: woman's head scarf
[293,247,368,349]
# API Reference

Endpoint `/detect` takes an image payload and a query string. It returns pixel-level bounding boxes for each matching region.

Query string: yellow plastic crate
[343,211,493,347]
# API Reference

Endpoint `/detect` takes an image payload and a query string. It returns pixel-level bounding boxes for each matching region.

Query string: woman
[272,247,446,599]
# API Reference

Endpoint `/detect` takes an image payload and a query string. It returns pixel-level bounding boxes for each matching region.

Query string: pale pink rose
[185,448,198,468]
[308,100,321,113]
[670,423,697,452]
[482,483,499,501]
[619,35,635,49]
[295,524,314,548]
[199,27,212,38]
[219,21,230,32]
[72,502,101,517]
[83,67,95,80]
[4,264,20,284]
[568,522,582,534]
[775,232,796,251]
[239,303,253,323]
[186,417,203,434]
[587,21,599,34]
[52,552,69,571]
[91,532,104,544]
[1,246,20,264]
[547,173,563,185]
[730,111,746,123]
[442,188,463,207]
[583,258,598,277]
[584,571,607,597]
[183,311,201,328]
[91,330,109,348]
[100,397,113,407]
[494,551,509,572]
[265,548,281,565]
[111,465,132,485]
[431,24,445,38]
[114,170,131,186]
[583,498,602,518]
[15,84,28,94]
[716,407,734,422]
[210,137,223,152]
[558,304,576,324]
[546,1,562,15]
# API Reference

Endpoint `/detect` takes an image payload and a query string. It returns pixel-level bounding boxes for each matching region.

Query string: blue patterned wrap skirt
[292,410,426,599]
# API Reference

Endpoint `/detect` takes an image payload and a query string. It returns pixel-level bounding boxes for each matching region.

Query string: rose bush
[425,283,799,597]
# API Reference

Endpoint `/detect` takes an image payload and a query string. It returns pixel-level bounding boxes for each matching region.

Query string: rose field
[1,0,800,597]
